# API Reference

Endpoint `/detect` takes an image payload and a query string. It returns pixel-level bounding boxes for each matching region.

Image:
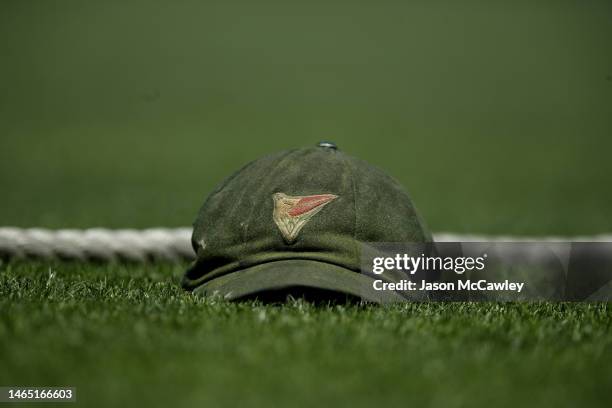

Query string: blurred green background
[1,0,611,234]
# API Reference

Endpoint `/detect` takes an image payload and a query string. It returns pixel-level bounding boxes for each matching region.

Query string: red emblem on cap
[272,193,338,243]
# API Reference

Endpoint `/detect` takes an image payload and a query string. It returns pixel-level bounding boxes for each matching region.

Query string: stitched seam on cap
[342,152,359,257]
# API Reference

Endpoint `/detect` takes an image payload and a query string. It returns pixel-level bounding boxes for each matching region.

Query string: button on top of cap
[317,141,337,149]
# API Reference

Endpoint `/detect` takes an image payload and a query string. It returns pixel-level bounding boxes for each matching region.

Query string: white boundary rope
[0,227,611,262]
[0,228,194,262]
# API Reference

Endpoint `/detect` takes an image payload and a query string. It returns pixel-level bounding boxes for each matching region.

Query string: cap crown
[183,146,431,289]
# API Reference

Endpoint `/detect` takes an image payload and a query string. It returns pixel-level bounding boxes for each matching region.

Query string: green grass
[1,261,610,407]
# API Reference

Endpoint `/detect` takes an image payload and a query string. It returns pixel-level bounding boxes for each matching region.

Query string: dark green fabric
[182,145,431,300]
[193,259,407,303]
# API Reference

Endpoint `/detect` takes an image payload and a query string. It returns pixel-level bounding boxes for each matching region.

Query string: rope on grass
[0,227,611,262]
[0,227,194,262]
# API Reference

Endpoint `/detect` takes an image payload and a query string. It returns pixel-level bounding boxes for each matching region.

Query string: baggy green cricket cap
[182,142,432,302]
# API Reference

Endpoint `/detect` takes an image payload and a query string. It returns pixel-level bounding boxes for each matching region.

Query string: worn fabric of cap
[182,145,431,302]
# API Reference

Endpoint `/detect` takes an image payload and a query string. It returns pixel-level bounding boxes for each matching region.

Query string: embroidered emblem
[272,193,338,243]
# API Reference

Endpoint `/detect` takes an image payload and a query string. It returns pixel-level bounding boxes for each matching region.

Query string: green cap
[182,142,431,302]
